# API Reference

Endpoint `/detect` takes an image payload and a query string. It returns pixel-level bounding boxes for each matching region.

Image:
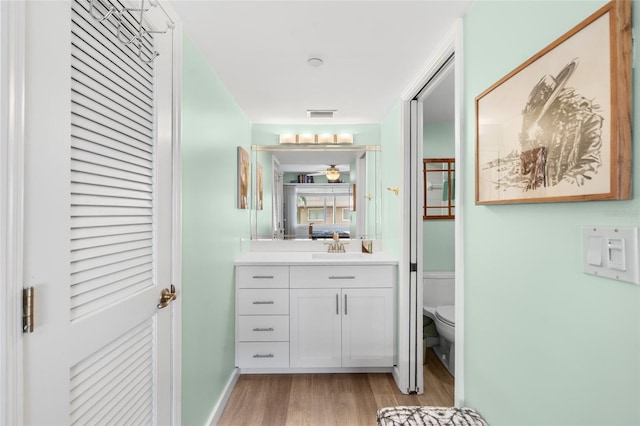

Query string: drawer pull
[344,294,348,315]
[253,353,275,358]
[252,275,274,279]
[329,276,356,280]
[252,301,275,305]
[252,327,274,332]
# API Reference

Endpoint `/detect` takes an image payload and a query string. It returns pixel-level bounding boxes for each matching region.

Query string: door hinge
[23,287,34,333]
[410,262,418,272]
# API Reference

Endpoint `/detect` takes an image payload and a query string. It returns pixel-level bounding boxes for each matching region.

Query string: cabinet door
[342,288,394,367]
[290,289,342,368]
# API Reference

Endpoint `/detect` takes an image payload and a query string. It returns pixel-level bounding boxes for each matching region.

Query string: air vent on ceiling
[306,110,337,118]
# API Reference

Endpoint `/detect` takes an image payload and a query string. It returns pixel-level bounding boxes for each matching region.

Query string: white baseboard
[207,368,240,426]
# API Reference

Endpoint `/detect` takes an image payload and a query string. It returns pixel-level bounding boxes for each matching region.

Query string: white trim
[207,368,241,426]
[452,19,465,407]
[399,20,464,403]
[1,2,25,425]
[165,1,184,424]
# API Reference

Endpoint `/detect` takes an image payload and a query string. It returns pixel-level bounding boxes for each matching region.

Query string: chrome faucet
[327,232,345,253]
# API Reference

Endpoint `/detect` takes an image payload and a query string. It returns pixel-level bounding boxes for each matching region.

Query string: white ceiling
[168,0,472,124]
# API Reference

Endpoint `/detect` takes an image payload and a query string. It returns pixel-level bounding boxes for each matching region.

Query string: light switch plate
[583,226,639,285]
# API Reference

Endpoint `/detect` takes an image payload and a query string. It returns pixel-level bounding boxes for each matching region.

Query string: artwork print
[257,162,263,210]
[475,1,631,204]
[238,146,249,209]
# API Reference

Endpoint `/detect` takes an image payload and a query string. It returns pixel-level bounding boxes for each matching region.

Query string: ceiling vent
[306,110,337,118]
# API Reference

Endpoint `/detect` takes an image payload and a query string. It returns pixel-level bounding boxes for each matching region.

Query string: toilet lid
[435,305,455,327]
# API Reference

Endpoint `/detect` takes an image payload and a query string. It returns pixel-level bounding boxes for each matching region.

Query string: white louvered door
[22,1,176,424]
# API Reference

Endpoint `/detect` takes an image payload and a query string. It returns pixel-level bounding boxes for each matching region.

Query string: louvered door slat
[72,0,153,79]
[71,271,153,308]
[72,126,152,159]
[72,160,152,185]
[72,137,152,169]
[71,171,152,194]
[71,45,153,108]
[72,148,152,178]
[71,263,152,296]
[71,254,153,286]
[70,238,152,263]
[71,230,152,251]
[72,102,152,146]
[70,326,150,397]
[72,182,152,201]
[108,381,153,425]
[70,223,152,239]
[70,246,152,275]
[71,215,152,229]
[70,17,154,92]
[70,320,153,425]
[72,83,152,136]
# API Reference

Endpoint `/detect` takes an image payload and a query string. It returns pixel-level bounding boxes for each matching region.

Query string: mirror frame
[423,158,455,220]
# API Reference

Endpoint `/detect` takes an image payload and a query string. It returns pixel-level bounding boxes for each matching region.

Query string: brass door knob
[157,284,177,309]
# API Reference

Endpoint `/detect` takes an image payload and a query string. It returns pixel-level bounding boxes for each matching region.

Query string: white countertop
[235,251,398,266]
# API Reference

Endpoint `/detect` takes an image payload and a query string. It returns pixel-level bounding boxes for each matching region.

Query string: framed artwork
[257,162,263,210]
[475,1,631,204]
[237,146,249,209]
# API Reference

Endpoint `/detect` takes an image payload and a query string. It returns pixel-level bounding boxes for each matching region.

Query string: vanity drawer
[238,342,289,368]
[290,265,394,289]
[237,266,289,288]
[238,315,289,342]
[238,289,289,315]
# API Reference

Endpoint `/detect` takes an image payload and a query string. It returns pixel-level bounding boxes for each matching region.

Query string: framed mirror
[423,158,455,219]
[250,145,381,240]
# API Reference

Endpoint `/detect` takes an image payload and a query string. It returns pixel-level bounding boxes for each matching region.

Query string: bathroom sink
[311,252,370,260]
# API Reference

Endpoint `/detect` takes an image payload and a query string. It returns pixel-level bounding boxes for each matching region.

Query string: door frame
[0,1,184,423]
[400,19,465,405]
[1,1,26,424]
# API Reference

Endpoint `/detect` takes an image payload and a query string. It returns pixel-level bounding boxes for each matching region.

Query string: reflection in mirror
[250,145,381,240]
[423,158,455,219]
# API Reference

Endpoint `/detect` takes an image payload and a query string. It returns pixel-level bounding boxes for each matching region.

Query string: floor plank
[218,349,454,426]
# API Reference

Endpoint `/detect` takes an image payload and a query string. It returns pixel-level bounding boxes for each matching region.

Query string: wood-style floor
[217,348,454,426]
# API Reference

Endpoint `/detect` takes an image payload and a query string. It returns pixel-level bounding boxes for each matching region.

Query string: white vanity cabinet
[236,266,290,368]
[289,265,395,368]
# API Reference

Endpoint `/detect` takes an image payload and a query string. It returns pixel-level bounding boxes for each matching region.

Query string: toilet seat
[435,305,455,327]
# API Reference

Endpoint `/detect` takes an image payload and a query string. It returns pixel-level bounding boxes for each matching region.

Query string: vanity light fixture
[326,165,341,182]
[279,134,296,144]
[277,133,354,145]
[297,133,316,144]
[316,134,336,144]
[336,133,354,144]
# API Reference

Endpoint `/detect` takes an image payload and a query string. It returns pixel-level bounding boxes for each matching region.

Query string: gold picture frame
[475,1,631,205]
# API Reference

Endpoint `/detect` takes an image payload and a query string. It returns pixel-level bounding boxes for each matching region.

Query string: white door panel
[22,1,176,424]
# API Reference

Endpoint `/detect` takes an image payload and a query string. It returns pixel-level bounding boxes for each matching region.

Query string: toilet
[423,271,455,376]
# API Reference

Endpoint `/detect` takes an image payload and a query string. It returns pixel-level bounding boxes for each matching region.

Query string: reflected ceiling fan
[308,165,342,182]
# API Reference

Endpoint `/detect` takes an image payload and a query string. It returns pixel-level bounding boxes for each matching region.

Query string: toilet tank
[423,271,455,310]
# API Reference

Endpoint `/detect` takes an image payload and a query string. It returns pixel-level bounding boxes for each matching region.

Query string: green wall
[379,102,403,258]
[463,1,640,425]
[181,37,252,425]
[424,122,455,271]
